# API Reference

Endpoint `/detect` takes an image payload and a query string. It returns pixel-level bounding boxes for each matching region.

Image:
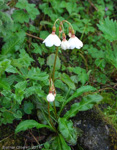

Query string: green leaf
[2,31,26,55]
[40,21,53,26]
[51,135,71,150]
[27,68,49,81]
[0,59,11,75]
[59,134,71,150]
[12,10,29,23]
[97,17,117,42]
[61,73,75,90]
[64,94,103,119]
[17,49,34,68]
[0,78,10,90]
[58,118,78,145]
[23,101,34,114]
[32,43,42,55]
[14,81,27,104]
[40,31,49,39]
[68,67,89,85]
[6,65,18,73]
[47,54,61,70]
[15,81,27,90]
[13,110,22,119]
[16,0,40,20]
[15,120,54,134]
[65,85,96,105]
[59,85,96,115]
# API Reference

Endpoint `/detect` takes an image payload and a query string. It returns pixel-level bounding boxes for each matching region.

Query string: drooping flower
[68,30,83,49]
[61,33,70,50]
[43,26,61,47]
[47,93,55,102]
[61,39,70,50]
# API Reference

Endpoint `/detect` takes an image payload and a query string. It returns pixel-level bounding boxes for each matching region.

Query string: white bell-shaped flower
[47,93,55,102]
[68,35,83,49]
[61,39,70,50]
[43,32,61,47]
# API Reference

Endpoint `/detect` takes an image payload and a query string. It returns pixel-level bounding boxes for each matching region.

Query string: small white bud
[47,93,55,102]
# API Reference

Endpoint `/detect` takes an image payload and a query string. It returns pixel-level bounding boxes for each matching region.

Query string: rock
[73,107,117,150]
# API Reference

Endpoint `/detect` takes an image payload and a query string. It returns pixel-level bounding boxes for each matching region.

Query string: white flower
[68,36,83,49]
[61,39,70,50]
[47,93,55,102]
[43,32,61,47]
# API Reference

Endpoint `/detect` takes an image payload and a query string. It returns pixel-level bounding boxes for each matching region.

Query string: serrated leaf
[2,31,26,55]
[64,94,103,119]
[15,120,54,134]
[15,81,27,90]
[12,10,29,23]
[27,68,49,81]
[32,43,42,55]
[6,65,18,73]
[17,49,34,68]
[61,73,75,90]
[0,78,10,90]
[97,17,117,42]
[58,118,78,145]
[0,59,11,75]
[16,0,39,20]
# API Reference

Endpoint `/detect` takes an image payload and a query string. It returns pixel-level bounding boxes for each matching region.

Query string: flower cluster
[43,22,83,50]
[45,20,83,103]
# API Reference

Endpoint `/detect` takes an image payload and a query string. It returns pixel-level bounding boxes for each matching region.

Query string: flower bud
[71,29,75,35]
[59,26,62,33]
[68,27,72,37]
[62,33,66,40]
[47,93,55,102]
[52,25,56,32]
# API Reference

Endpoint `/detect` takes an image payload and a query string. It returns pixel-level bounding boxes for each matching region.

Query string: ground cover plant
[0,0,117,149]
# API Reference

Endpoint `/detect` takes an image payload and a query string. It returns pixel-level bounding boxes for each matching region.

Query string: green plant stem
[48,102,56,131]
[52,47,59,81]
[52,47,59,119]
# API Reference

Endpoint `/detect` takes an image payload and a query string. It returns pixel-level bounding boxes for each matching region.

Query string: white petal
[53,34,61,46]
[61,40,70,50]
[68,36,83,49]
[68,38,76,49]
[43,34,61,47]
[74,37,83,49]
[47,93,55,102]
[43,34,54,47]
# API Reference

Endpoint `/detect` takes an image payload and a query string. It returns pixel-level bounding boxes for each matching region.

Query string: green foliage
[64,94,103,119]
[47,54,61,70]
[97,17,117,42]
[15,120,53,134]
[58,118,78,145]
[0,0,116,149]
[61,73,76,90]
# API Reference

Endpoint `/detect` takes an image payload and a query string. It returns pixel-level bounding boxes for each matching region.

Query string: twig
[88,0,98,11]
[0,133,14,143]
[29,131,40,145]
[26,33,43,41]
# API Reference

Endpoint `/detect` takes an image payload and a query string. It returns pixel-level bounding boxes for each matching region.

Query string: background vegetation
[0,0,117,149]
